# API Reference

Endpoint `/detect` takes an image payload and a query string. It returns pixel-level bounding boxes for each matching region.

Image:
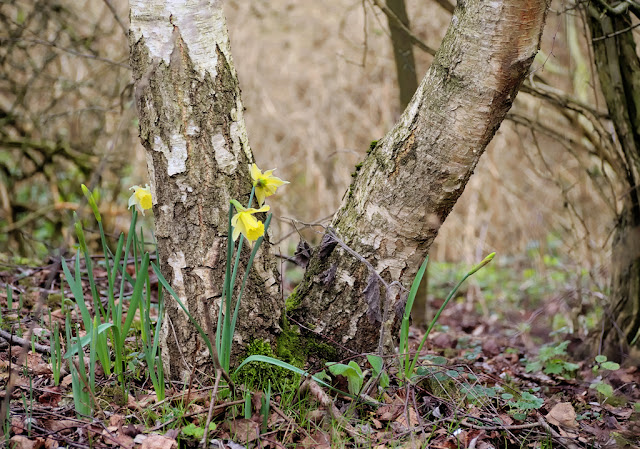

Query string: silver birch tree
[129,0,550,378]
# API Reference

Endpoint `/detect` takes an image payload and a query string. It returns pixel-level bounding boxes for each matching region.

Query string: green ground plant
[523,340,579,378]
[59,184,164,416]
[590,354,620,400]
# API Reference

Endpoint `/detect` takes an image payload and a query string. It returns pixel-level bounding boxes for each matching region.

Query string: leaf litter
[0,259,639,448]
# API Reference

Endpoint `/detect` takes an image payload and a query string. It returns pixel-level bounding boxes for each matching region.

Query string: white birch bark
[292,0,551,361]
[129,0,281,380]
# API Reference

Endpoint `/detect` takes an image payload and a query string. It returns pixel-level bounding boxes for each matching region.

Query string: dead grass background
[224,1,615,275]
[1,0,616,281]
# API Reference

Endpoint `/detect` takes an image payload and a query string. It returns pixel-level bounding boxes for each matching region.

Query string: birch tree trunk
[291,0,550,361]
[129,1,281,381]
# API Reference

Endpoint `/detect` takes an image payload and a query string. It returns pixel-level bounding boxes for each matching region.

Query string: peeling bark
[292,0,550,359]
[129,0,281,381]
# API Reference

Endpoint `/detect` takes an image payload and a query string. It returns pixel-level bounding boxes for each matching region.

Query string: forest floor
[0,254,639,449]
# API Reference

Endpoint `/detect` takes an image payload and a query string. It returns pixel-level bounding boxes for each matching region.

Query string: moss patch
[234,339,301,392]
[284,286,301,311]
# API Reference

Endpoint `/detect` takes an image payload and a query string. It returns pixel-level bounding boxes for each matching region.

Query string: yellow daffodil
[230,199,270,244]
[250,163,289,206]
[128,184,153,215]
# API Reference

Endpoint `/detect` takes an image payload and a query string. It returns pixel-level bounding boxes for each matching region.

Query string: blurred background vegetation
[0,1,618,340]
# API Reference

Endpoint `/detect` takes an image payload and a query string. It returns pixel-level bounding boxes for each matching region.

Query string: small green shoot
[403,252,495,381]
[261,381,271,432]
[366,354,390,389]
[327,361,364,396]
[590,354,620,400]
[523,341,579,378]
[501,391,544,420]
[181,422,216,440]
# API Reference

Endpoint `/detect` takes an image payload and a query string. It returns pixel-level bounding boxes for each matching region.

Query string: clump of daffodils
[128,184,153,215]
[125,164,286,244]
[231,163,288,244]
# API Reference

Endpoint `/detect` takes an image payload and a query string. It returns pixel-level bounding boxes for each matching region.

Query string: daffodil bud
[81,184,101,223]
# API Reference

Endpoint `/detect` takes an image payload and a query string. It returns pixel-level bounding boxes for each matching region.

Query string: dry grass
[1,0,616,276]
[224,0,615,274]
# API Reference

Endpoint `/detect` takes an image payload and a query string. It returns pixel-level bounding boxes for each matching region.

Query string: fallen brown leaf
[43,419,77,435]
[299,430,331,448]
[228,418,260,444]
[395,406,420,429]
[140,434,177,449]
[546,402,578,429]
[37,387,62,407]
[9,435,45,449]
[102,428,134,448]
[60,374,72,388]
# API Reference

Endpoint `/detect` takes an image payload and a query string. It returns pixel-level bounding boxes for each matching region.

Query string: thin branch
[592,0,630,15]
[0,202,78,233]
[591,20,640,41]
[7,38,130,69]
[370,0,438,56]
[102,0,128,35]
[0,329,51,353]
[520,82,609,119]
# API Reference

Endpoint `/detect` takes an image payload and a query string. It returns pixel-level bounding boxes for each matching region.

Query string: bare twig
[370,0,438,55]
[299,379,362,440]
[102,0,128,35]
[200,369,222,447]
[0,329,51,354]
[8,38,130,68]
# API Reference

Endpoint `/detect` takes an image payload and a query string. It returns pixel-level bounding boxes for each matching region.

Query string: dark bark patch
[318,232,338,259]
[293,239,312,268]
[318,264,337,286]
[363,271,382,323]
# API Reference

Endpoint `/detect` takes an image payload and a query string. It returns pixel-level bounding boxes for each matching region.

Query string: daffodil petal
[232,226,241,241]
[250,163,262,181]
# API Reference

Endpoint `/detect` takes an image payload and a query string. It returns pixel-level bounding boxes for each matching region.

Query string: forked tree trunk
[292,0,550,360]
[129,0,550,378]
[587,6,640,361]
[129,1,281,381]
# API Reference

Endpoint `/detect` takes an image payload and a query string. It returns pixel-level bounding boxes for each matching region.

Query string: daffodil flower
[250,163,289,206]
[128,184,153,215]
[230,199,270,244]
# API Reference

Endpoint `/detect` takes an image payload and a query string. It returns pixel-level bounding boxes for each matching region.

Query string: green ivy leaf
[601,361,620,371]
[596,383,614,397]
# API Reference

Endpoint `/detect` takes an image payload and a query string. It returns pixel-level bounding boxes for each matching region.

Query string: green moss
[368,140,379,154]
[305,338,337,362]
[285,286,301,311]
[99,385,127,406]
[234,339,300,392]
[276,324,305,367]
